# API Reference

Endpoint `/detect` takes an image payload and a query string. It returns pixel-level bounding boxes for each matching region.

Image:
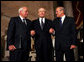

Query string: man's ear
[62,10,64,14]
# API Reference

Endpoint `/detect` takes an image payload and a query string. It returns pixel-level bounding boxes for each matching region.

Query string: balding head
[18,7,28,18]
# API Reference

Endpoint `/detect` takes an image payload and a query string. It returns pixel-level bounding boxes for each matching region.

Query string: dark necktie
[23,19,26,25]
[59,17,62,27]
[41,18,44,30]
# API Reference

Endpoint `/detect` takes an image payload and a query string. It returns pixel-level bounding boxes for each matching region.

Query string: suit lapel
[18,16,27,26]
[39,18,47,31]
[17,16,23,24]
[62,16,68,28]
[36,18,48,31]
[43,18,47,30]
[17,16,27,29]
[37,19,42,30]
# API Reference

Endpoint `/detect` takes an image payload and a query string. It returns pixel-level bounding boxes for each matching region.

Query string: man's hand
[70,45,77,49]
[9,45,16,51]
[49,28,54,34]
[30,30,35,36]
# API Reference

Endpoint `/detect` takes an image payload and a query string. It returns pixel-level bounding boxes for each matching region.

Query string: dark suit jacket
[32,18,53,51]
[7,16,31,50]
[53,16,77,50]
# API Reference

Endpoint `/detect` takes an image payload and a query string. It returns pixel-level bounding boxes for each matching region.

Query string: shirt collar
[39,17,45,23]
[61,15,66,21]
[19,15,25,22]
[19,15,24,19]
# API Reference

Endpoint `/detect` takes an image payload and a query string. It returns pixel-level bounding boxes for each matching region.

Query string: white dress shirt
[39,17,45,25]
[61,15,66,24]
[19,15,27,25]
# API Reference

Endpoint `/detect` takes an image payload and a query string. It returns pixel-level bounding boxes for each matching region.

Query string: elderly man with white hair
[7,7,32,61]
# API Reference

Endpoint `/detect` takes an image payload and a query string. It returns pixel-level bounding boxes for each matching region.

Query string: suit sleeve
[52,19,57,30]
[7,17,15,50]
[49,20,55,35]
[70,18,77,45]
[31,21,35,30]
[52,19,56,36]
[30,21,36,38]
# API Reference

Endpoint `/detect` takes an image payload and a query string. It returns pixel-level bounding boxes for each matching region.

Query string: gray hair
[18,7,24,14]
[38,8,46,12]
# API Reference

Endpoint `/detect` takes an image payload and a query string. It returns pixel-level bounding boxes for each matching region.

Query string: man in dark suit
[31,8,53,61]
[52,6,77,61]
[7,7,31,61]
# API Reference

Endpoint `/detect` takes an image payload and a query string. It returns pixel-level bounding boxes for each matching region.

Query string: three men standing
[7,6,77,61]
